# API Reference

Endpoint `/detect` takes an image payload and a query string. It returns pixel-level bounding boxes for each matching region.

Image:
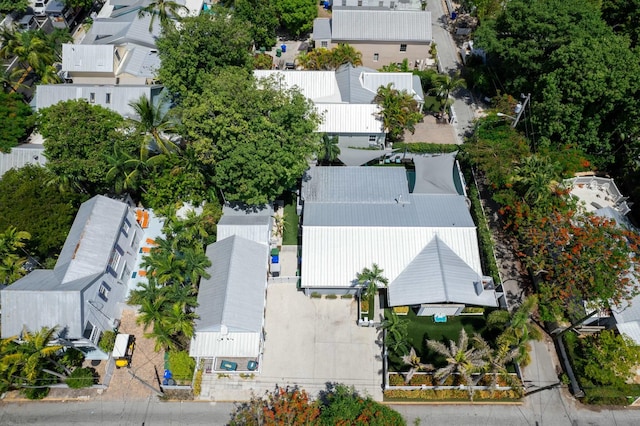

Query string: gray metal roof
[312,18,332,40]
[216,203,273,243]
[83,11,160,49]
[62,44,114,73]
[34,85,161,118]
[0,145,46,178]
[331,9,432,42]
[194,236,268,333]
[412,153,460,194]
[119,46,160,77]
[302,166,410,203]
[1,271,100,338]
[303,195,474,227]
[388,236,496,307]
[335,64,379,103]
[54,195,127,284]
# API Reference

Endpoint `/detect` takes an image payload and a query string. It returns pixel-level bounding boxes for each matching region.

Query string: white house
[299,156,499,316]
[1,195,143,359]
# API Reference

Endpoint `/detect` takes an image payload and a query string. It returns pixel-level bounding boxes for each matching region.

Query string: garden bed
[384,388,523,401]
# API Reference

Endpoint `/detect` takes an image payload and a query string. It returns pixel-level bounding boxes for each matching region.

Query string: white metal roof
[0,145,46,178]
[617,321,640,345]
[189,331,261,358]
[315,103,384,134]
[301,226,482,288]
[194,236,268,333]
[254,70,342,103]
[62,44,114,73]
[387,236,496,307]
[331,9,432,42]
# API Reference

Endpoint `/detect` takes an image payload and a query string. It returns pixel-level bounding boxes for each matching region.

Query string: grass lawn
[282,198,298,245]
[386,308,488,371]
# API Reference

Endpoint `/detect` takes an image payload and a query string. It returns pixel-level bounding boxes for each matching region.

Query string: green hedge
[384,388,523,401]
[168,351,195,384]
[392,142,460,153]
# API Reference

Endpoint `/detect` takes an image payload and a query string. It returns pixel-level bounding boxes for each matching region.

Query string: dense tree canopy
[0,165,83,262]
[0,0,28,14]
[275,0,317,37]
[231,0,279,49]
[0,92,34,152]
[156,12,253,98]
[375,83,423,142]
[38,100,140,194]
[179,69,321,204]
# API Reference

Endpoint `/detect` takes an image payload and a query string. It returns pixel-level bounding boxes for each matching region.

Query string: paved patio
[402,115,457,145]
[199,283,383,401]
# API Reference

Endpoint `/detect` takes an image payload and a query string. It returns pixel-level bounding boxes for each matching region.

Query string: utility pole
[511,93,531,128]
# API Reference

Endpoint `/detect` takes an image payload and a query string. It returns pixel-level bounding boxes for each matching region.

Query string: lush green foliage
[98,330,117,354]
[137,0,187,31]
[231,0,279,49]
[38,100,139,194]
[180,69,320,204]
[167,350,195,382]
[156,12,253,98]
[297,44,363,70]
[0,0,29,13]
[375,83,423,142]
[564,331,640,405]
[0,327,88,398]
[275,0,317,36]
[65,367,97,389]
[0,92,34,152]
[392,142,459,154]
[356,263,388,301]
[0,165,82,261]
[63,0,93,8]
[229,383,406,425]
[0,226,30,285]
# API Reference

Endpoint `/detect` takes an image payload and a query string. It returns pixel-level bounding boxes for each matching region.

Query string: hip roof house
[300,156,500,315]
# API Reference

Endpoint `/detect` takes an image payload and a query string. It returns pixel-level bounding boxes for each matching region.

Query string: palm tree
[331,43,363,68]
[128,95,180,155]
[430,72,466,117]
[379,59,410,72]
[164,302,197,341]
[137,295,169,334]
[473,337,521,393]
[137,0,188,32]
[180,246,211,288]
[2,327,63,386]
[497,296,542,366]
[374,83,422,142]
[401,347,433,384]
[140,249,187,285]
[0,30,55,82]
[356,263,389,302]
[317,134,340,165]
[426,329,489,397]
[379,311,409,354]
[510,156,560,207]
[0,226,30,285]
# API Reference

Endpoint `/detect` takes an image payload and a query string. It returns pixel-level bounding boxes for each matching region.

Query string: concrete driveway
[200,283,383,401]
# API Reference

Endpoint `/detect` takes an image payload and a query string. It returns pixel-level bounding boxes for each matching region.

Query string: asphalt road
[2,398,639,425]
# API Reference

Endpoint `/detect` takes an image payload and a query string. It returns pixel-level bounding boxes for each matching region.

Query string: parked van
[112,334,135,368]
[34,0,50,17]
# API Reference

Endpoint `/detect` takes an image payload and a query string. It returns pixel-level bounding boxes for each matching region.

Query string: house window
[83,321,100,343]
[105,93,111,104]
[390,1,395,7]
[373,53,379,62]
[400,44,407,52]
[120,263,130,281]
[357,0,362,5]
[115,49,121,62]
[122,219,130,237]
[342,0,346,5]
[369,135,377,142]
[130,230,137,248]
[89,92,95,103]
[379,1,384,6]
[98,282,110,301]
[109,250,121,273]
[321,41,328,48]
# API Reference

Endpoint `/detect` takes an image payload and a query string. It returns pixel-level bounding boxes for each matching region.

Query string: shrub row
[384,388,523,401]
[392,142,460,154]
[388,373,516,388]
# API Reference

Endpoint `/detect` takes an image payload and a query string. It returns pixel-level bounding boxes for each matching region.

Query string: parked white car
[33,0,50,16]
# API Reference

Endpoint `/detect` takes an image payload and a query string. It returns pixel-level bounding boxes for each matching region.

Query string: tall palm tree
[128,95,180,155]
[0,30,55,82]
[497,296,542,366]
[0,226,30,284]
[357,263,389,302]
[510,156,560,207]
[2,327,63,386]
[138,0,188,32]
[426,329,489,397]
[317,133,340,165]
[164,302,197,340]
[0,226,30,254]
[431,72,466,117]
[401,347,433,384]
[141,249,187,285]
[180,246,211,288]
[380,311,409,354]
